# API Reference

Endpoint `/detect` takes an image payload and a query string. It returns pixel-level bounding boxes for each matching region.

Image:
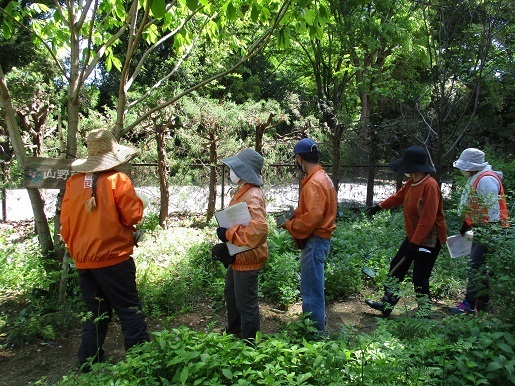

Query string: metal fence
[2,160,455,222]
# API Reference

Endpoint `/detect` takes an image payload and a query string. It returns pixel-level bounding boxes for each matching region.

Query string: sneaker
[449,300,475,315]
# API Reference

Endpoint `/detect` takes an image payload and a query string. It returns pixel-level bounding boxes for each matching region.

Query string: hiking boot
[365,299,393,317]
[449,300,475,315]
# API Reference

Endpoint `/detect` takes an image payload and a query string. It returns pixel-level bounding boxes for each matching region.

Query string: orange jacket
[226,183,268,271]
[285,165,337,240]
[380,174,447,247]
[465,170,509,227]
[60,171,143,269]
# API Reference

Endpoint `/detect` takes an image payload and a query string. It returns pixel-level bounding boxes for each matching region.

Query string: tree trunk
[331,133,341,194]
[206,132,217,222]
[156,126,169,228]
[0,66,54,256]
[359,90,376,207]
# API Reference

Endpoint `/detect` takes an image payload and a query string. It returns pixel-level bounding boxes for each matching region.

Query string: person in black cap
[364,146,447,318]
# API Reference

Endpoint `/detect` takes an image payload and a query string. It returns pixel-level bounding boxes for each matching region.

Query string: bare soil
[0,296,455,386]
[0,220,454,385]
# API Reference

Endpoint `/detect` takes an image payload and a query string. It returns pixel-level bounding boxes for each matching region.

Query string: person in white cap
[449,148,509,315]
[212,148,268,341]
[60,129,149,371]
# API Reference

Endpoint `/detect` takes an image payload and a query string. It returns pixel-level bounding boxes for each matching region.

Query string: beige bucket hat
[71,129,139,173]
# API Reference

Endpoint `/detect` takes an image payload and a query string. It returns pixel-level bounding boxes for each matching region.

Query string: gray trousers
[224,266,260,339]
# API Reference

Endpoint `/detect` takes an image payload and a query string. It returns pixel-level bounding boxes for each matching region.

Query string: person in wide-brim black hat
[363,146,447,319]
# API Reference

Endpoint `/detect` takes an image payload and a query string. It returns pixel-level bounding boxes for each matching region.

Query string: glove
[365,205,381,217]
[459,221,471,236]
[216,227,228,242]
[133,230,144,247]
[405,242,421,260]
[211,243,235,268]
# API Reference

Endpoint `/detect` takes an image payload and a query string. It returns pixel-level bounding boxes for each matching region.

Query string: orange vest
[465,171,509,227]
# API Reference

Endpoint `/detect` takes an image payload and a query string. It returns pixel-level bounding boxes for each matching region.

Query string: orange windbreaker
[285,165,337,240]
[60,171,143,269]
[380,174,447,247]
[226,183,268,271]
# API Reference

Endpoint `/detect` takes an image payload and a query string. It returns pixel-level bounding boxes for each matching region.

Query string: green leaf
[3,19,13,39]
[498,343,514,354]
[179,366,189,384]
[250,4,260,23]
[226,2,236,20]
[186,0,198,12]
[151,0,166,18]
[486,361,503,372]
[222,368,233,379]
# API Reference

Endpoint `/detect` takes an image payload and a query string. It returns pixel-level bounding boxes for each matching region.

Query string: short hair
[298,152,319,164]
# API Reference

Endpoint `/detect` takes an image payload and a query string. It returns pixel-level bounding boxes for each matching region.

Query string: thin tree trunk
[156,126,169,228]
[206,132,217,222]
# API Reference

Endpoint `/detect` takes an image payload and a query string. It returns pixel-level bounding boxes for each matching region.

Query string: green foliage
[53,315,515,385]
[260,229,300,308]
[135,229,225,317]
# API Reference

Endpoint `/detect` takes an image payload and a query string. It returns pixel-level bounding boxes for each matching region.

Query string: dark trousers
[77,257,149,365]
[464,242,489,307]
[224,266,260,339]
[387,237,441,303]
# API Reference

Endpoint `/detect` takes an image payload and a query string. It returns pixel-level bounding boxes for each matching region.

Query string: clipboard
[215,202,254,255]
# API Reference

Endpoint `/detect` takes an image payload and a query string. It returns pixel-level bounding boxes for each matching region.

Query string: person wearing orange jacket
[212,148,268,340]
[365,146,447,318]
[60,130,149,371]
[450,148,509,315]
[278,138,337,335]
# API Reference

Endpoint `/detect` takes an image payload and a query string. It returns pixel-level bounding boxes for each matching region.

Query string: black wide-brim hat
[389,146,436,174]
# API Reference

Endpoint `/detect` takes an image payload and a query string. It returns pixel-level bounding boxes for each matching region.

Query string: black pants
[77,257,150,366]
[464,241,489,307]
[387,237,441,302]
[224,266,260,340]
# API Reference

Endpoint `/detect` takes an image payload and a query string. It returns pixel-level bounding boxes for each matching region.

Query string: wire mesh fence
[3,160,455,221]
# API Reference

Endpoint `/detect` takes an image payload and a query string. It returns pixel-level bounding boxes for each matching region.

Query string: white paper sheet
[446,231,473,259]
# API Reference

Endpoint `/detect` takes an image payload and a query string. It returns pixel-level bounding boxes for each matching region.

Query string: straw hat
[453,148,488,171]
[221,148,264,187]
[388,146,436,174]
[71,130,139,173]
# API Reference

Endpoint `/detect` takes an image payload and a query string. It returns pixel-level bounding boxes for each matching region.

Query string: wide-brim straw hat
[453,148,488,171]
[71,129,139,173]
[389,146,436,174]
[221,148,264,186]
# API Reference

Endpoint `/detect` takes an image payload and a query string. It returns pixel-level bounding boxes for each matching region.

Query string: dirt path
[0,297,383,385]
[0,289,457,386]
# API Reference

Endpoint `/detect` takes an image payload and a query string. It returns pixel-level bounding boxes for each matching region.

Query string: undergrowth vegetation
[1,191,515,384]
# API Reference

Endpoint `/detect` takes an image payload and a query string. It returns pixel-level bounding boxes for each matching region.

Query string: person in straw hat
[212,148,268,341]
[364,146,447,318]
[60,129,149,371]
[449,148,509,315]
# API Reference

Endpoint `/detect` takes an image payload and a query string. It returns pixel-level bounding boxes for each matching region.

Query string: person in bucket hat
[212,148,268,341]
[449,148,509,316]
[277,138,337,335]
[365,146,447,318]
[60,129,149,371]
